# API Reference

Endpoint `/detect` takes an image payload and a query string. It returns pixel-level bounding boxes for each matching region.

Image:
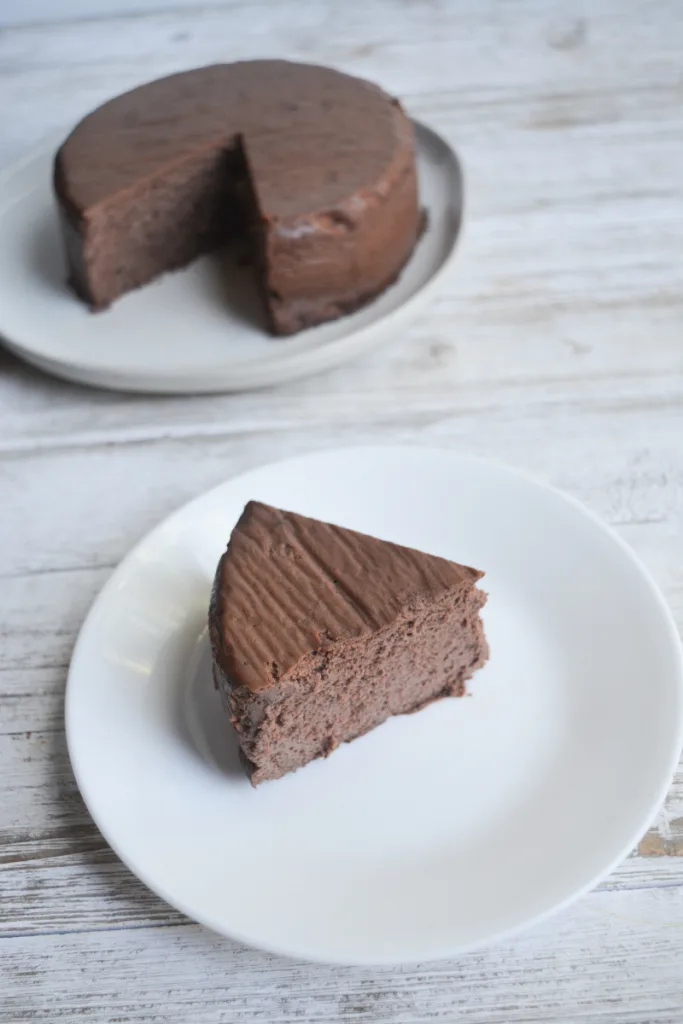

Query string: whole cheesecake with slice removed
[209,501,489,784]
[53,60,420,335]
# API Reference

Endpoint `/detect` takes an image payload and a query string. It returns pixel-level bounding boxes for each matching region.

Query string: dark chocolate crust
[209,502,489,784]
[53,60,420,335]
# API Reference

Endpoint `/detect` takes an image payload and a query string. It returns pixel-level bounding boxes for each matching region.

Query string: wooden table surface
[1,1,682,1020]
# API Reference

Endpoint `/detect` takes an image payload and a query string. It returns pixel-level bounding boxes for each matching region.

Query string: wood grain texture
[1,0,682,1019]
[4,889,683,1023]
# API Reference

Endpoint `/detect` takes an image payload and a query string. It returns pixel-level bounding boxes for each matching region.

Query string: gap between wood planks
[0,378,682,459]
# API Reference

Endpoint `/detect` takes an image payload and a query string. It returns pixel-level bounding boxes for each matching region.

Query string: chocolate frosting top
[211,501,483,693]
[57,59,413,221]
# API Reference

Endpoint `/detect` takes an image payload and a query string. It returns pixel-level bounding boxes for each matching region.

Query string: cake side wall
[262,119,420,335]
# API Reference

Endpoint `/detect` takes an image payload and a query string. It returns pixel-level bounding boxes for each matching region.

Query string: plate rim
[0,122,464,394]
[65,446,683,964]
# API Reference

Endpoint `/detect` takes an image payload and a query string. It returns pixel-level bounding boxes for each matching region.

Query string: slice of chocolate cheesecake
[209,501,489,784]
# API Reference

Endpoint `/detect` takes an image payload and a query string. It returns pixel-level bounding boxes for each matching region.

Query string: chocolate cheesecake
[53,60,421,335]
[209,502,489,785]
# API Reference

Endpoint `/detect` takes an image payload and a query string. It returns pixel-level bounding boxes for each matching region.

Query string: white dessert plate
[65,446,683,965]
[0,122,460,393]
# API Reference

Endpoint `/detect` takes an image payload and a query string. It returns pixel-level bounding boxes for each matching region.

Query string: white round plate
[66,447,683,965]
[0,123,461,393]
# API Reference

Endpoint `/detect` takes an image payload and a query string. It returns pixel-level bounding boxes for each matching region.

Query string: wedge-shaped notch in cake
[209,501,489,784]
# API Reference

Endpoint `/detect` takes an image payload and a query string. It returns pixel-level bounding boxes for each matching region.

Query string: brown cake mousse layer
[53,60,420,335]
[209,502,489,785]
